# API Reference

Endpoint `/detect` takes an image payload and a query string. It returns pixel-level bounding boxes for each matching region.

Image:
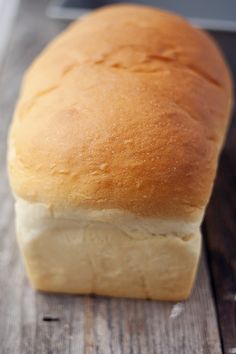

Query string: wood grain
[0,0,222,353]
[205,104,236,354]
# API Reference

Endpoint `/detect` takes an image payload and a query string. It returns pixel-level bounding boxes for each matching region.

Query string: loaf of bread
[8,4,232,300]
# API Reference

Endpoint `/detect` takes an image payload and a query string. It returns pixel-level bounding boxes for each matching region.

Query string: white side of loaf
[15,198,202,300]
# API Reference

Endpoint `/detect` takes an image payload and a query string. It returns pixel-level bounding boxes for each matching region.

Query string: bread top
[8,4,233,220]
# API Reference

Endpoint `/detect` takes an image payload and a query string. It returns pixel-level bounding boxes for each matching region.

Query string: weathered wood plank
[0,0,222,353]
[205,105,236,354]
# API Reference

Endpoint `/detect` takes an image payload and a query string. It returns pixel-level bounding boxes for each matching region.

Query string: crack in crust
[20,49,222,120]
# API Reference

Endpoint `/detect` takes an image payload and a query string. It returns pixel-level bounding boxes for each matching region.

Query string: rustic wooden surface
[0,0,229,353]
[205,106,236,354]
[204,30,236,354]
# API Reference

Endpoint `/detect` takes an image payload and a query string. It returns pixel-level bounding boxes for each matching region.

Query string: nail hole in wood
[42,316,60,322]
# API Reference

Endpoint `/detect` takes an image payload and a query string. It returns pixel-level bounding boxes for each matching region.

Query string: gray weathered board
[0,0,222,353]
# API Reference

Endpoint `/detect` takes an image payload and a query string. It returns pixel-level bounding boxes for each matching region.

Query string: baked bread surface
[15,198,201,300]
[9,4,232,219]
[8,4,232,300]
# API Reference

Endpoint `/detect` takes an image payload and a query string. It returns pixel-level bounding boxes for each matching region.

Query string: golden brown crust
[8,4,233,218]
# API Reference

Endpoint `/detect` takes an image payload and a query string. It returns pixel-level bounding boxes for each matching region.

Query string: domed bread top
[8,4,233,219]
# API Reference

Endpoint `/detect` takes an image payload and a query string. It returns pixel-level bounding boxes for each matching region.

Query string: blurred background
[47,0,236,30]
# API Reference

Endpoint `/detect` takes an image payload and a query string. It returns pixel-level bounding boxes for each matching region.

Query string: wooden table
[0,1,235,353]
